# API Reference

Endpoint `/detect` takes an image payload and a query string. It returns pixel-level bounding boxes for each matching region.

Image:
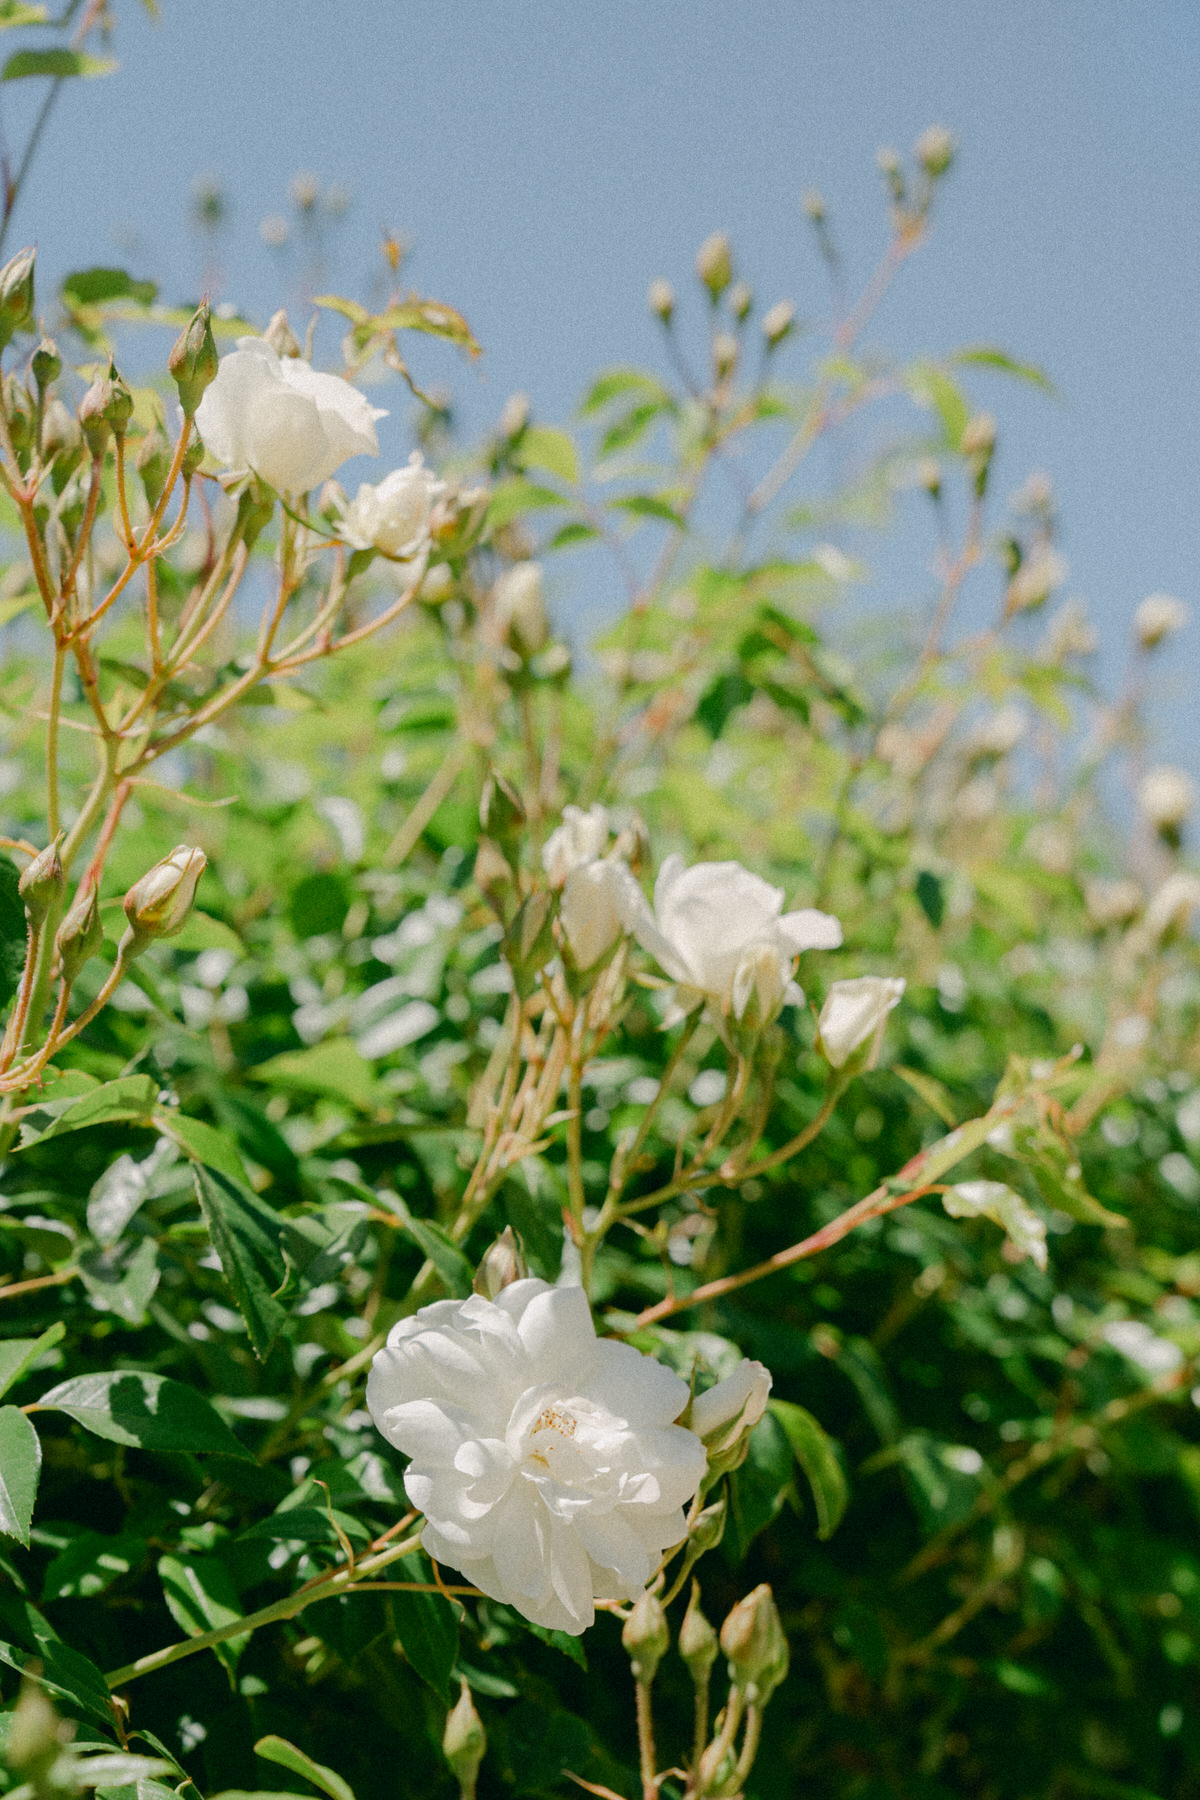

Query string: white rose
[817,976,906,1069]
[366,1278,706,1635]
[336,453,444,557]
[542,804,611,888]
[689,1358,772,1451]
[628,854,841,1020]
[1134,592,1189,650]
[196,336,385,494]
[943,1179,1047,1272]
[1139,765,1195,832]
[491,561,548,654]
[1143,871,1200,940]
[560,859,639,969]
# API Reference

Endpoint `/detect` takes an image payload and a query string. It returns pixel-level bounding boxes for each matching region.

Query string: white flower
[336,453,444,557]
[491,561,548,654]
[1134,592,1189,650]
[1143,871,1200,939]
[366,1279,706,1635]
[1139,765,1195,832]
[689,1359,772,1451]
[560,859,640,970]
[943,1179,1048,1272]
[817,976,906,1069]
[629,855,841,1022]
[1102,1318,1184,1376]
[195,336,385,494]
[1006,545,1067,614]
[542,805,611,888]
[1083,877,1142,929]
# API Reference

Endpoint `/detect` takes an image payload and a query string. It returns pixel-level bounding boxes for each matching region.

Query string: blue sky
[10,0,1199,775]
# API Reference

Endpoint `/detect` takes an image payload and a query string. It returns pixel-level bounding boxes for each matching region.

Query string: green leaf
[254,1736,355,1800]
[372,1189,473,1295]
[74,1754,172,1788]
[770,1398,848,1539]
[17,1075,158,1148]
[389,1554,459,1701]
[0,852,26,1011]
[192,1164,288,1360]
[486,478,568,530]
[0,1406,41,1545]
[610,493,686,529]
[168,910,243,953]
[238,1505,368,1546]
[546,521,599,551]
[78,1238,160,1325]
[158,1553,247,1676]
[61,266,157,310]
[2,48,116,79]
[0,1321,65,1401]
[914,868,945,929]
[954,344,1056,394]
[893,1064,959,1129]
[0,4,49,28]
[36,1370,246,1456]
[42,1530,144,1601]
[580,367,672,415]
[905,360,970,447]
[0,590,38,627]
[0,1634,114,1729]
[159,1112,250,1186]
[598,402,666,457]
[252,1039,379,1113]
[517,424,579,486]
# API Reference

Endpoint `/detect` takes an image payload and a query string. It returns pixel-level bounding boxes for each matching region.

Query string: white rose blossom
[335,453,444,557]
[817,976,906,1069]
[366,1278,707,1635]
[628,854,841,1024]
[542,804,611,888]
[195,336,385,494]
[491,561,548,654]
[560,858,642,970]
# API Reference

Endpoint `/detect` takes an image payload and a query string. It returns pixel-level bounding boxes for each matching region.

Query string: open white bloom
[818,976,906,1069]
[366,1279,706,1634]
[943,1179,1047,1272]
[560,858,641,970]
[1134,592,1189,650]
[196,336,385,494]
[491,561,548,654]
[1139,765,1195,832]
[542,804,611,888]
[629,855,841,1022]
[336,453,444,557]
[1143,871,1200,940]
[689,1359,772,1452]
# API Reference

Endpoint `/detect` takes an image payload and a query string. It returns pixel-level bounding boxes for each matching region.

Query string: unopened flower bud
[687,1496,727,1553]
[622,1590,669,1684]
[120,845,206,955]
[720,1584,789,1700]
[101,359,134,436]
[181,428,206,482]
[914,124,956,178]
[168,299,219,417]
[7,1679,68,1775]
[502,891,555,994]
[761,299,795,348]
[800,188,826,222]
[1006,545,1067,615]
[264,307,302,358]
[18,836,64,929]
[1134,592,1189,650]
[479,769,526,849]
[442,1681,486,1798]
[817,976,906,1070]
[915,455,942,499]
[727,281,752,323]
[31,335,60,392]
[79,368,114,457]
[697,1737,737,1797]
[691,1360,772,1452]
[695,231,733,302]
[647,277,675,322]
[137,424,172,509]
[473,1226,526,1298]
[0,246,35,351]
[55,884,103,982]
[712,331,738,384]
[3,373,33,457]
[234,479,275,551]
[497,391,530,441]
[492,560,548,657]
[679,1583,719,1680]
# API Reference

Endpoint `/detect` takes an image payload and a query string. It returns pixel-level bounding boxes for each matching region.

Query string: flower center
[525,1404,579,1470]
